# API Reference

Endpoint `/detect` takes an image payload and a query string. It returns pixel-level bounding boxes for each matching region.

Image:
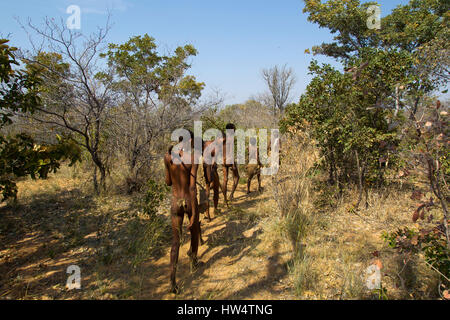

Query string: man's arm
[187,162,199,230]
[164,153,172,186]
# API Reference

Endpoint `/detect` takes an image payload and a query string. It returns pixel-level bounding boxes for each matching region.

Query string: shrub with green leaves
[281,59,403,204]
[383,224,449,283]
[0,39,81,200]
[383,100,450,286]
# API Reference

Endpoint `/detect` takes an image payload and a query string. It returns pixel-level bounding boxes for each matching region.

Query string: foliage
[0,134,80,200]
[383,222,449,282]
[0,39,81,200]
[98,34,205,190]
[295,1,449,288]
[142,179,169,217]
[389,100,450,284]
[99,34,204,106]
[283,0,448,210]
[281,59,402,192]
[0,40,40,125]
[303,0,380,60]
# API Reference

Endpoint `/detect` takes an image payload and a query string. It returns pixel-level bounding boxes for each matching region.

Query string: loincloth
[246,164,261,176]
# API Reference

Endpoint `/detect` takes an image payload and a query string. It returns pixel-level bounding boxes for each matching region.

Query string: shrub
[142,179,169,217]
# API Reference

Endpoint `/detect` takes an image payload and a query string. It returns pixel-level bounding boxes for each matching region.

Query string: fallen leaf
[374,259,383,270]
[410,191,423,201]
[443,290,450,300]
[420,208,426,220]
[412,209,419,222]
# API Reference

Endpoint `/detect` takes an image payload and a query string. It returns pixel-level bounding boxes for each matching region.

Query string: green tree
[283,0,448,207]
[22,18,115,194]
[97,34,205,191]
[282,58,402,206]
[0,39,80,200]
[293,0,449,285]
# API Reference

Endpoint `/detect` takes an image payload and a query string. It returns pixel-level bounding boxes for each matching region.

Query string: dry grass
[262,131,442,300]
[0,135,444,300]
[0,164,172,300]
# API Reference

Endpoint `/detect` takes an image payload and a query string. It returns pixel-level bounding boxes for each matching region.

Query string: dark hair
[178,129,194,142]
[225,123,236,131]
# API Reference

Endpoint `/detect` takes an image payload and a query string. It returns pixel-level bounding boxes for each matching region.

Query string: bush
[126,215,172,269]
[142,179,169,217]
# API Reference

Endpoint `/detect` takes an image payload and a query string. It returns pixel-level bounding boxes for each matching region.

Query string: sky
[0,0,411,105]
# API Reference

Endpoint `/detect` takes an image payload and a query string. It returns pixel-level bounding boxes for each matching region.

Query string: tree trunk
[355,150,367,209]
[91,153,107,194]
[328,148,336,185]
[428,158,450,250]
[93,166,98,194]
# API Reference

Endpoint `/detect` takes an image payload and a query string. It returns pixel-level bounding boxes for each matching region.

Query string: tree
[285,0,449,207]
[281,57,403,206]
[21,17,114,193]
[261,64,296,115]
[98,34,205,191]
[0,39,80,200]
[296,0,449,284]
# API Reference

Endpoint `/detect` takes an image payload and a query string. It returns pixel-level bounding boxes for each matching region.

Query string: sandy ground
[0,173,296,300]
[141,183,295,300]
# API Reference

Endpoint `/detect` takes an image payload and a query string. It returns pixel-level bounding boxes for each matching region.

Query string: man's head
[225,123,236,138]
[178,129,194,142]
[178,130,204,154]
[176,129,195,152]
[225,123,236,131]
[249,137,257,147]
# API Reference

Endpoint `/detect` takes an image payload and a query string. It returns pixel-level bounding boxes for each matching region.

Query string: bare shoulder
[164,147,173,165]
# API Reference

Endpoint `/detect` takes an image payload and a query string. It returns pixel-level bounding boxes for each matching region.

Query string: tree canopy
[0,39,80,200]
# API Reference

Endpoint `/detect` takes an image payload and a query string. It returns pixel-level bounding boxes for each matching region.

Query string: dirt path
[140,180,295,300]
[1,169,437,300]
[0,172,296,300]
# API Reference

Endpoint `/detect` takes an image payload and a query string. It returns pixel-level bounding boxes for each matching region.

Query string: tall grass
[269,130,321,295]
[269,131,442,299]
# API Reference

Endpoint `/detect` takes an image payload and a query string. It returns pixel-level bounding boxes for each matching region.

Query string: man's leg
[222,166,229,203]
[247,170,254,194]
[202,165,213,221]
[186,202,200,272]
[257,168,262,192]
[212,173,220,215]
[170,204,184,293]
[230,164,239,200]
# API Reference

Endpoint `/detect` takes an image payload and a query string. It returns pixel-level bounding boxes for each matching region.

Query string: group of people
[163,123,262,293]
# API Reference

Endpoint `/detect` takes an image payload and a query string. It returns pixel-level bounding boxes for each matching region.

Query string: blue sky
[0,0,411,105]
